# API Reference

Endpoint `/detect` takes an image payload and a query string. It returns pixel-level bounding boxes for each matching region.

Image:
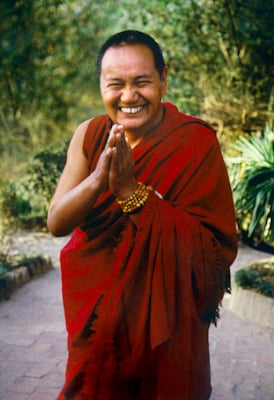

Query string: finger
[106,130,116,149]
[106,124,125,149]
[111,124,124,136]
[116,130,130,154]
[122,134,131,151]
[105,146,113,158]
[115,124,124,134]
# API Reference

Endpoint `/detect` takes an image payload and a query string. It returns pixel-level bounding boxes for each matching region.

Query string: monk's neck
[125,132,144,149]
[124,106,165,148]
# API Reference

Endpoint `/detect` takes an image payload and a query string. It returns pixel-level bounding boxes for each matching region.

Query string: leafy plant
[0,180,20,261]
[23,144,67,215]
[0,142,66,272]
[235,261,274,298]
[0,143,67,235]
[229,124,274,244]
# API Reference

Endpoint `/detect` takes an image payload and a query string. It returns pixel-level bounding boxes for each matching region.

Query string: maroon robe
[58,102,237,400]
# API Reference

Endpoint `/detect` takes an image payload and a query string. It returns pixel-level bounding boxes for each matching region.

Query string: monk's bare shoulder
[68,118,94,153]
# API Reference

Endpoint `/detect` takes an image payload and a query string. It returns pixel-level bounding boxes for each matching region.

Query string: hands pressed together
[47,124,139,236]
[96,124,138,200]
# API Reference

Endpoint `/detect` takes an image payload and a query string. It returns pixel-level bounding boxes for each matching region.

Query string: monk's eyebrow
[106,74,152,81]
[134,74,153,80]
[105,77,123,82]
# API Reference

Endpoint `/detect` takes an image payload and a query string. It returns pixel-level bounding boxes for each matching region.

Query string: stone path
[0,232,273,400]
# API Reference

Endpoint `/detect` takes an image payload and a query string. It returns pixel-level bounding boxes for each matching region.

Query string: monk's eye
[107,82,123,89]
[136,80,151,87]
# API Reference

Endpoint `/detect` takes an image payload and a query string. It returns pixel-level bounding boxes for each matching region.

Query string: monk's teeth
[120,106,143,114]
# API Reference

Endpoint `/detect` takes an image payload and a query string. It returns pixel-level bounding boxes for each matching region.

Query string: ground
[0,231,273,400]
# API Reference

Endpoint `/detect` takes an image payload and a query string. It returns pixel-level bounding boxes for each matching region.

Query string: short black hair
[97,30,166,78]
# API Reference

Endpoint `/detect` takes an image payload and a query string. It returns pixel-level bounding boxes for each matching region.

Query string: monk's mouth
[119,105,145,114]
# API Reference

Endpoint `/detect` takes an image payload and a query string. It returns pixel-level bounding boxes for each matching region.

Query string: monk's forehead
[100,44,155,76]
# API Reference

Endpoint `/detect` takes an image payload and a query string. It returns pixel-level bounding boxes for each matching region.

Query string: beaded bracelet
[116,182,150,214]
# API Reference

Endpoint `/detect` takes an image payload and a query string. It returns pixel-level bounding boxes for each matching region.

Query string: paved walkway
[0,233,273,400]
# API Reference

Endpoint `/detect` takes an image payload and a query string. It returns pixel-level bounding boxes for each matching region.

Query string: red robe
[58,102,237,400]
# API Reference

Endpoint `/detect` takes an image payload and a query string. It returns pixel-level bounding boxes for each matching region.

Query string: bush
[21,145,67,223]
[0,143,67,233]
[0,180,20,261]
[235,262,274,298]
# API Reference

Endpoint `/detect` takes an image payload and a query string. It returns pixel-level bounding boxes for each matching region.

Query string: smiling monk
[47,30,237,400]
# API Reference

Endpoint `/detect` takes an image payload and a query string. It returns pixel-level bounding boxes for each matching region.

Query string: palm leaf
[229,124,274,243]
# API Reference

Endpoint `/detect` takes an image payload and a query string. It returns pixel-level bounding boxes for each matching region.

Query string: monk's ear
[161,67,168,95]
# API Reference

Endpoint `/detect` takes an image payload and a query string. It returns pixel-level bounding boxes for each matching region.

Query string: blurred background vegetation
[0,0,273,257]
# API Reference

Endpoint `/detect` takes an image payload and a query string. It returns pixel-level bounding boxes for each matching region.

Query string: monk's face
[100,44,167,137]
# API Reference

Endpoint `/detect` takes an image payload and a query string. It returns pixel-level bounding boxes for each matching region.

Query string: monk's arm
[47,120,112,237]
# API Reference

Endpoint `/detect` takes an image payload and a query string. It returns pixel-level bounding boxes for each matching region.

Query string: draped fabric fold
[58,102,237,400]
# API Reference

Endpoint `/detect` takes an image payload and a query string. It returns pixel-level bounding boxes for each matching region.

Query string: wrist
[115,182,138,200]
[116,182,151,214]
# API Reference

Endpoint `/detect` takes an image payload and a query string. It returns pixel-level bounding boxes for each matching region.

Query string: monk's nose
[120,86,138,103]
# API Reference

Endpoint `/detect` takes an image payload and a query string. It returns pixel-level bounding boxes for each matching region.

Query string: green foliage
[1,0,273,163]
[0,142,66,268]
[0,143,67,238]
[24,144,67,212]
[22,144,66,222]
[235,262,274,298]
[0,0,113,158]
[114,0,273,135]
[229,124,274,244]
[0,263,8,279]
[0,180,19,261]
